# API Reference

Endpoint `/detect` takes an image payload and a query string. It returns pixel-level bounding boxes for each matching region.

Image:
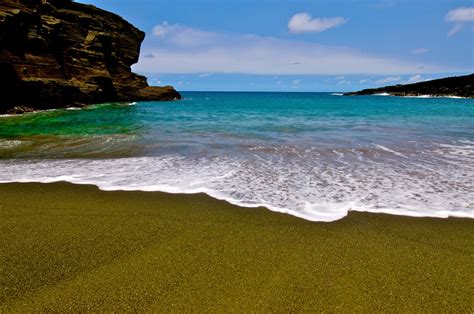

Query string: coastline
[2,92,471,118]
[344,74,474,98]
[369,93,471,99]
[1,182,472,311]
[0,101,140,118]
[1,176,473,222]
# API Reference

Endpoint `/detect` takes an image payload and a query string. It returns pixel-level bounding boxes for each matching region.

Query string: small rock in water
[6,106,35,115]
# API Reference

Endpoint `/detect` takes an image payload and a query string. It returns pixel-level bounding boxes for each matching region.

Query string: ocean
[0,92,473,221]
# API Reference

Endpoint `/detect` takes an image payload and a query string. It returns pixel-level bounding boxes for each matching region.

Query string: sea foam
[0,140,473,222]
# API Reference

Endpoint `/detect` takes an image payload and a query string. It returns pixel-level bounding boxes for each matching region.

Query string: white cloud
[292,79,302,85]
[148,78,162,85]
[152,22,218,46]
[446,7,474,22]
[335,76,345,80]
[359,79,370,83]
[198,73,212,77]
[375,76,401,84]
[136,23,456,75]
[447,24,464,36]
[405,75,432,84]
[288,13,347,34]
[411,48,429,55]
[445,7,474,36]
[406,75,423,83]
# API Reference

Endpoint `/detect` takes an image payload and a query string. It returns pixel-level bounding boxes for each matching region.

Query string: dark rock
[0,0,181,114]
[345,74,474,98]
[6,106,35,115]
[137,86,182,101]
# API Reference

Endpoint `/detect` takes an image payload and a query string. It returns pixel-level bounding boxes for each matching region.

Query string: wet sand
[0,182,472,311]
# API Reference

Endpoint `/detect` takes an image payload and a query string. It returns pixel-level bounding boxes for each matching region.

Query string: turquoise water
[1,92,473,221]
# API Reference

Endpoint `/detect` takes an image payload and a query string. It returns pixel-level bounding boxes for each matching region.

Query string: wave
[372,94,469,99]
[1,142,473,222]
[1,93,473,222]
[0,114,16,118]
[0,140,23,149]
[373,144,406,157]
[1,171,472,222]
[402,95,433,98]
[1,101,138,118]
[401,95,468,99]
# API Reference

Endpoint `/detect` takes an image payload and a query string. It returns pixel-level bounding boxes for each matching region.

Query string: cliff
[345,74,474,98]
[0,0,181,114]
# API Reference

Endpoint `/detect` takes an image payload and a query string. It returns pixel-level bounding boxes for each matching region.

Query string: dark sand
[0,182,472,311]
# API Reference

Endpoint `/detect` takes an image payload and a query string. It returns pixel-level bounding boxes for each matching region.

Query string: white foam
[0,140,23,149]
[374,144,406,157]
[443,96,469,99]
[403,95,433,98]
[331,93,344,96]
[0,110,41,117]
[366,93,471,99]
[398,95,469,99]
[0,140,473,222]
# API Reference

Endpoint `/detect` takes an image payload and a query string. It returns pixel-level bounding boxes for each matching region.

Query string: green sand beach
[0,182,472,311]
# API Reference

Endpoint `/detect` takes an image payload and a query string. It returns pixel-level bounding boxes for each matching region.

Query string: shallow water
[1,92,473,221]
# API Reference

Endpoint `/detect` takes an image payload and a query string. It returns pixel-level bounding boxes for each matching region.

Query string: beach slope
[0,182,472,311]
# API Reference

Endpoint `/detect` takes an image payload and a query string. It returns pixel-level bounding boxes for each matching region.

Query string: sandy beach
[2,0,473,312]
[0,182,472,311]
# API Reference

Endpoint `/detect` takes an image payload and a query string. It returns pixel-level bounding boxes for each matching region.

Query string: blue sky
[78,0,473,91]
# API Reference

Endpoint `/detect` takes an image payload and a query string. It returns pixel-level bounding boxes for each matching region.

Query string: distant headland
[345,74,473,98]
[0,0,180,114]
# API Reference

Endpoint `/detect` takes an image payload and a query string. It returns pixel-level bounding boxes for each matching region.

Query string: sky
[77,0,473,92]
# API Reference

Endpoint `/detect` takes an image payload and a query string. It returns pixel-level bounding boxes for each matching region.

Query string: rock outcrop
[0,0,181,114]
[345,74,474,98]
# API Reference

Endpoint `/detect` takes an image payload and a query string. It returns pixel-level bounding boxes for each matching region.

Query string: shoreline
[0,101,140,118]
[1,178,472,222]
[344,74,474,99]
[369,93,471,99]
[343,92,473,99]
[2,92,472,117]
[1,182,472,311]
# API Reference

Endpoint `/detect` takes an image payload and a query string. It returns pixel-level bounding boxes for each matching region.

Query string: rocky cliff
[0,0,181,114]
[345,74,474,98]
